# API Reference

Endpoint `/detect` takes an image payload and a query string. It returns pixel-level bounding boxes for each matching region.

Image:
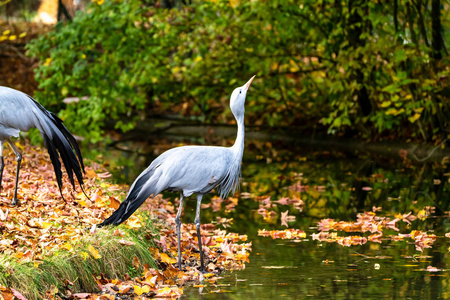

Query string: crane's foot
[176,263,184,272]
[11,197,18,206]
[197,260,207,274]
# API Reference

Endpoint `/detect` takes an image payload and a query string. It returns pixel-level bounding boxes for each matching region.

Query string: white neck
[231,115,245,157]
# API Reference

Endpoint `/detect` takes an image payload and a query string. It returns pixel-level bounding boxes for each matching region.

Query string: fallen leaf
[134,285,150,296]
[88,245,102,259]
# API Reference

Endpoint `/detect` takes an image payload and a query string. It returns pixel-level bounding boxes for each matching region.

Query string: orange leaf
[159,253,177,264]
[85,168,98,178]
[132,256,140,270]
[109,196,121,209]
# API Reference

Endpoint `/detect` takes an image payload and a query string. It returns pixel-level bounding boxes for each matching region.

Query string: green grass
[0,216,159,299]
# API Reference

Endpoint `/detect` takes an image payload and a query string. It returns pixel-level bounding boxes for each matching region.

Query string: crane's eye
[239,90,242,94]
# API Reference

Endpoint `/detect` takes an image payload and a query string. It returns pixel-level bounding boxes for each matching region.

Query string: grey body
[99,76,255,271]
[130,145,241,200]
[0,86,85,204]
[0,87,46,139]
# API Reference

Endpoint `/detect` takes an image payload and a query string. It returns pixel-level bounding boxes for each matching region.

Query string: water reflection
[88,138,450,299]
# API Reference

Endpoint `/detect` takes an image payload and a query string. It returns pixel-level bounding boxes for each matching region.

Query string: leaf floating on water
[210,289,232,293]
[258,229,306,239]
[311,209,438,252]
[426,266,441,272]
[280,210,296,227]
[261,266,298,269]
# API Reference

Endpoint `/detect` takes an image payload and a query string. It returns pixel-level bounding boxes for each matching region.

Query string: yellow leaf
[172,66,181,74]
[88,245,102,259]
[19,32,27,38]
[417,210,427,221]
[408,113,421,123]
[386,108,404,116]
[134,285,150,296]
[41,221,52,229]
[159,253,177,264]
[228,197,238,206]
[3,30,10,35]
[380,101,391,108]
[125,218,142,229]
[43,58,52,67]
[9,35,17,41]
[80,251,89,260]
[61,243,73,251]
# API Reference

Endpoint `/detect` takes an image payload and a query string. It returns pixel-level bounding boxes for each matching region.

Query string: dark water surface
[92,137,450,299]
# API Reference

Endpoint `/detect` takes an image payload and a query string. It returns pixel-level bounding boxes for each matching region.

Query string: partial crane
[0,86,86,205]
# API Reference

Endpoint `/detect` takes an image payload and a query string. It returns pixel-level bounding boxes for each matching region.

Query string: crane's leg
[7,140,22,206]
[0,141,4,192]
[194,194,205,272]
[175,193,185,271]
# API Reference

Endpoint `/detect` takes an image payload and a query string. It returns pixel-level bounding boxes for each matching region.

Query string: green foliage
[27,0,449,142]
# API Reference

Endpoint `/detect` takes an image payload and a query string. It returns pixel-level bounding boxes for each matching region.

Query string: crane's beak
[244,75,256,90]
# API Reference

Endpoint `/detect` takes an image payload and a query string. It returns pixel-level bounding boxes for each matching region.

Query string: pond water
[93,137,450,299]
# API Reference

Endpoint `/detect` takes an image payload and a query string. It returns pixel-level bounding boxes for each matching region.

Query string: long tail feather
[99,168,156,227]
[29,97,85,197]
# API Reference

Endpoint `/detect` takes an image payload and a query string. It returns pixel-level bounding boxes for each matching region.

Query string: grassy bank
[0,219,158,299]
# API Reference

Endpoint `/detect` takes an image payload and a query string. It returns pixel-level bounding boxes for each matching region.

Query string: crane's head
[230,75,255,119]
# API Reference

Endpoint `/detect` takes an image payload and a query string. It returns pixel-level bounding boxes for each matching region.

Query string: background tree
[26,0,449,143]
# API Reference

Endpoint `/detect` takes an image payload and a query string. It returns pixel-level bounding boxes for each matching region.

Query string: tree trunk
[414,0,430,48]
[431,0,444,60]
[348,0,372,117]
[57,0,72,22]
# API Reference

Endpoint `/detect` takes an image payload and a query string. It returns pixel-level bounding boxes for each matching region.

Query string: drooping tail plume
[99,168,156,227]
[30,97,86,198]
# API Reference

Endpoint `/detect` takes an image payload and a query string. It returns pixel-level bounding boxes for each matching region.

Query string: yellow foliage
[134,285,150,296]
[88,245,102,259]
